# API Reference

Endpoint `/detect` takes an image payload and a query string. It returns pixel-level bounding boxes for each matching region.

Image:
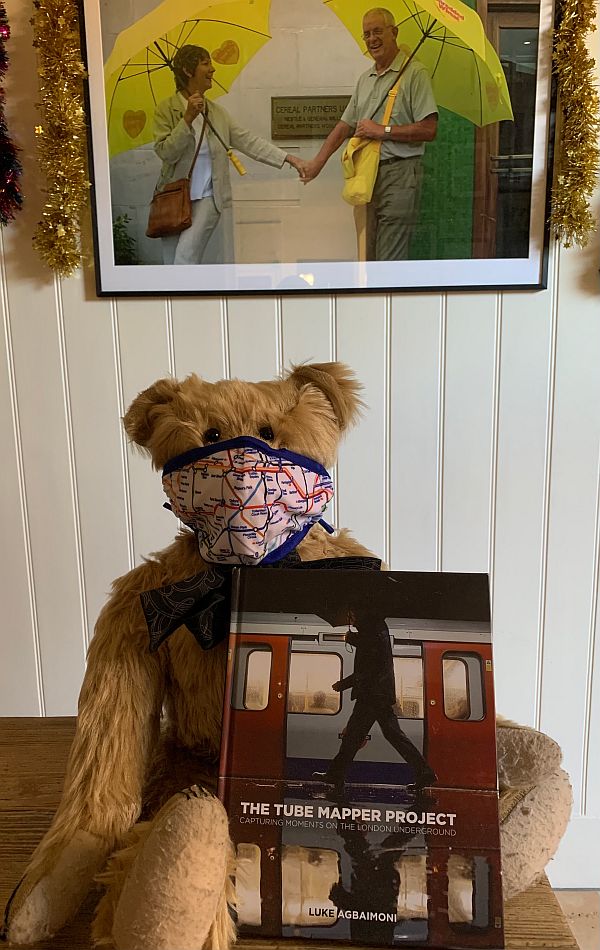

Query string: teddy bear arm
[4,601,165,945]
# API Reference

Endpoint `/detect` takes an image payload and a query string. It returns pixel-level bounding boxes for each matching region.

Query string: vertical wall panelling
[280,295,333,367]
[491,261,554,724]
[171,298,228,382]
[389,295,442,572]
[226,297,279,380]
[0,232,44,715]
[110,301,135,573]
[165,298,176,378]
[582,441,600,813]
[274,296,284,377]
[586,474,600,816]
[335,295,387,561]
[535,243,560,733]
[221,299,231,379]
[53,277,88,656]
[1,264,86,714]
[60,273,132,644]
[540,238,600,813]
[487,294,503,605]
[442,295,497,572]
[549,817,600,889]
[117,299,177,562]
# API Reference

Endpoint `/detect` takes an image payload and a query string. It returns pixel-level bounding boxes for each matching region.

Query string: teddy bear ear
[287,362,364,431]
[123,377,181,448]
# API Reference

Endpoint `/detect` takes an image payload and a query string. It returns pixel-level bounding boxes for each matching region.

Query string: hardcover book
[218,568,504,948]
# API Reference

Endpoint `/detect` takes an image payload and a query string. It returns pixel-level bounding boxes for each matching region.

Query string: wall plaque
[271,95,351,140]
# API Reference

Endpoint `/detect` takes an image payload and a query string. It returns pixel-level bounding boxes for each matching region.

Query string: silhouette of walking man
[314,604,436,794]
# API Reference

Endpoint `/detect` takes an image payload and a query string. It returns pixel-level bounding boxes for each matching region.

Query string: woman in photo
[154,44,306,265]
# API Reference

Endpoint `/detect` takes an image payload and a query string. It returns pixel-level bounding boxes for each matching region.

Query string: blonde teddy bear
[3,363,571,950]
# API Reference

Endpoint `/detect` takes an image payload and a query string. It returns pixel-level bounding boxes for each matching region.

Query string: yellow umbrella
[324,0,513,126]
[105,0,272,157]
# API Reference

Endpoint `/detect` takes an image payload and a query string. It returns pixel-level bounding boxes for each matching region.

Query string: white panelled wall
[1,0,600,888]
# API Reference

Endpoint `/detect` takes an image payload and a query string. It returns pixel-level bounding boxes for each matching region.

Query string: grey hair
[171,44,210,92]
[363,8,397,26]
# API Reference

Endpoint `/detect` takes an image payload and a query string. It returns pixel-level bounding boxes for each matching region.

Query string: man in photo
[313,604,437,795]
[302,7,438,261]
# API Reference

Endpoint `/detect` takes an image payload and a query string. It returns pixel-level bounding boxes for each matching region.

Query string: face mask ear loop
[319,519,335,534]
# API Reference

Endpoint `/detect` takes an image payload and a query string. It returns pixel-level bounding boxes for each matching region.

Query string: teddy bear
[2,362,572,950]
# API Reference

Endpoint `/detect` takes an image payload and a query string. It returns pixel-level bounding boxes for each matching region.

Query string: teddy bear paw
[500,767,572,900]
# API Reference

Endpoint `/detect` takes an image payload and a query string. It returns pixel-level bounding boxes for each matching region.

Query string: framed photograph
[83,0,556,296]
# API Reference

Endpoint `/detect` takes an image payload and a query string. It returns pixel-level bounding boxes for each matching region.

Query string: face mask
[162,436,334,565]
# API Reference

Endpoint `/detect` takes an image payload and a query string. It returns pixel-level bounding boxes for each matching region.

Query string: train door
[224,634,290,780]
[423,642,497,789]
[285,633,349,779]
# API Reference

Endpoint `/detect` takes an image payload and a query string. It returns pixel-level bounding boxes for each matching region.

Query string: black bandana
[140,554,382,653]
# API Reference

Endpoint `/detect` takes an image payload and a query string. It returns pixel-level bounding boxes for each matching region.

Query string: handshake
[285,154,322,183]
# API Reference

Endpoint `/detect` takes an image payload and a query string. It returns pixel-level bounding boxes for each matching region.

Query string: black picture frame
[82,0,556,296]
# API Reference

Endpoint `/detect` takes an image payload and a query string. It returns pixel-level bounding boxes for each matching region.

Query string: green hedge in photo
[409,106,475,260]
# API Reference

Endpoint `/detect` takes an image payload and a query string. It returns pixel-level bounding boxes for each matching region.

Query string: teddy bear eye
[203,427,221,444]
[258,425,274,442]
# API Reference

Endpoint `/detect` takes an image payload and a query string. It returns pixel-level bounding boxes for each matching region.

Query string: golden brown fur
[4,362,372,949]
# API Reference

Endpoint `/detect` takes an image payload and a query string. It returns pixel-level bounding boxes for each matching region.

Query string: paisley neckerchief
[140,554,381,653]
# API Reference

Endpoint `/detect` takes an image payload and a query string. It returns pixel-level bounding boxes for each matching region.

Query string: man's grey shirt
[341,52,437,159]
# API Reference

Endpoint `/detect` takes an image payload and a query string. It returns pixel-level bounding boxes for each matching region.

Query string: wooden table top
[0,718,578,950]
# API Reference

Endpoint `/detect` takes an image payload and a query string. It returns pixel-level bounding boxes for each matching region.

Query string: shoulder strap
[369,65,405,122]
[187,113,208,180]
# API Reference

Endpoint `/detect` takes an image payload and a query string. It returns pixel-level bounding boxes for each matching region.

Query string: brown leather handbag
[146,115,207,239]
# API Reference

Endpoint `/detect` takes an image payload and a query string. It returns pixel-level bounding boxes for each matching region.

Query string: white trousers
[161,197,234,265]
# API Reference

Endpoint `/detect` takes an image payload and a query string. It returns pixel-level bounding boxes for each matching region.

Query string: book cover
[218,569,504,948]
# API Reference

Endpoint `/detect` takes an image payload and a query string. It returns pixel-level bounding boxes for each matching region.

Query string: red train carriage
[221,616,497,790]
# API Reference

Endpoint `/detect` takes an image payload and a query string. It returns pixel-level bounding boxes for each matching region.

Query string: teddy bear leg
[500,766,572,900]
[94,786,235,950]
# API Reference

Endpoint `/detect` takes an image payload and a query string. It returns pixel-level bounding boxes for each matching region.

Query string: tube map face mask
[162,437,334,565]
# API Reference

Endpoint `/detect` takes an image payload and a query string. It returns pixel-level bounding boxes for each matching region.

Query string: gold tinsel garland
[551,0,600,248]
[31,0,88,276]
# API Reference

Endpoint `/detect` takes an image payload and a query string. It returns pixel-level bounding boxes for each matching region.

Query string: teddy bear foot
[95,787,235,950]
[3,830,108,946]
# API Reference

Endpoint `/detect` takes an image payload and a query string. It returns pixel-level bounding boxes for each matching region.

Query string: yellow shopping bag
[341,137,382,206]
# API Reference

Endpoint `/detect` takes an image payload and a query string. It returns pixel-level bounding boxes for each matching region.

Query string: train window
[393,657,424,719]
[448,855,474,923]
[243,648,272,710]
[282,845,339,926]
[235,843,262,926]
[442,653,485,721]
[443,658,470,719]
[288,653,342,714]
[396,854,427,919]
